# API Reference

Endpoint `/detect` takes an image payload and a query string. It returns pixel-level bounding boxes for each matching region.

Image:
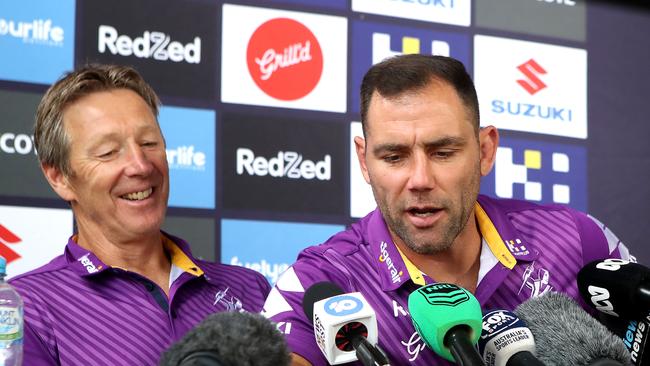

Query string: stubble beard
[374,171,481,256]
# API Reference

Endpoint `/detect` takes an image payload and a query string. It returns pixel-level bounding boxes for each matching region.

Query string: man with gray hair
[9,64,271,365]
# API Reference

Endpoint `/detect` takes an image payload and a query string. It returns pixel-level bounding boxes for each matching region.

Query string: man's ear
[354,136,371,184]
[41,164,76,202]
[478,126,499,177]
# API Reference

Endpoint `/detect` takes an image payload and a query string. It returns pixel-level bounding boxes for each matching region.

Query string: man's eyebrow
[372,136,467,155]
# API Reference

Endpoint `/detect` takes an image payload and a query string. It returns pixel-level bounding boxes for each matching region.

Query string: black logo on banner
[221,113,346,216]
[418,284,469,307]
[77,0,218,102]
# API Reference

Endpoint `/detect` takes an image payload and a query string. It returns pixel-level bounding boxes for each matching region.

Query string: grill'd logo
[246,18,323,101]
[516,58,547,95]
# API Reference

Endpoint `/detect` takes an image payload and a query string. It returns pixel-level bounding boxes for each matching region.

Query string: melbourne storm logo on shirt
[518,262,554,299]
[378,241,403,284]
[213,287,243,312]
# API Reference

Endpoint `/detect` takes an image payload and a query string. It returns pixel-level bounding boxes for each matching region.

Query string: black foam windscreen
[301,281,344,322]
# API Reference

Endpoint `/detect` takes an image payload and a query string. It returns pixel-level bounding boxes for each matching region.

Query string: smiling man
[262,54,632,365]
[9,64,271,365]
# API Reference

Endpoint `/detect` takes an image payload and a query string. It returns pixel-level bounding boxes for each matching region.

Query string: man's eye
[434,151,454,159]
[383,155,402,163]
[98,150,116,158]
[142,141,158,147]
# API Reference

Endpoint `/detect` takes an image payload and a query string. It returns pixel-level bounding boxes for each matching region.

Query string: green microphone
[408,283,485,365]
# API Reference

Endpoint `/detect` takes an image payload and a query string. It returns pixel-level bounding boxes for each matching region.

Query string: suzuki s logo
[587,285,619,317]
[0,18,64,46]
[0,224,22,264]
[236,148,331,180]
[517,59,547,95]
[246,18,323,101]
[97,25,201,64]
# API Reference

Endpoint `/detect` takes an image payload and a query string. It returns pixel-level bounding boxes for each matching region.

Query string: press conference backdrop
[1,0,649,281]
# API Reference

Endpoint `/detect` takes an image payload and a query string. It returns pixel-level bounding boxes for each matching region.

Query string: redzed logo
[246,18,323,101]
[516,58,547,95]
[0,224,21,263]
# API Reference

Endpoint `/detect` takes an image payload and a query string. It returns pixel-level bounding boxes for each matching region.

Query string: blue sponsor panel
[480,137,587,211]
[0,0,74,84]
[266,0,346,9]
[158,106,216,209]
[350,20,470,113]
[222,219,344,284]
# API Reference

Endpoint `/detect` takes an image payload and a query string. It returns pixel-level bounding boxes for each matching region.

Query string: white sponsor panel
[350,122,377,218]
[221,4,347,112]
[0,205,73,278]
[352,0,470,27]
[474,35,587,139]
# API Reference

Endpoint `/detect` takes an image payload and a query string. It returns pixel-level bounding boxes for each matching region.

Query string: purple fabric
[9,233,271,366]
[264,195,626,366]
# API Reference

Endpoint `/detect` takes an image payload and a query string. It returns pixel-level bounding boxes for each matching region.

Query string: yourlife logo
[246,18,323,101]
[221,4,347,112]
[0,224,21,264]
[0,0,74,84]
[517,59,547,95]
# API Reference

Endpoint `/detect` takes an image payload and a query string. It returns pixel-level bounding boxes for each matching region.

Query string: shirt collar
[65,232,205,278]
[368,196,539,291]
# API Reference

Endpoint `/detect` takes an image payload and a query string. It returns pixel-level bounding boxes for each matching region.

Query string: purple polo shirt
[263,195,630,365]
[9,232,271,366]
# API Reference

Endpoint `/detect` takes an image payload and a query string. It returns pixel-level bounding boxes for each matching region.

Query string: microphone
[577,258,650,319]
[407,283,485,365]
[478,309,544,366]
[302,281,390,366]
[514,292,631,366]
[159,311,290,366]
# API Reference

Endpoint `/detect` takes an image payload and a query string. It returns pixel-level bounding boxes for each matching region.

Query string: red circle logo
[246,18,323,101]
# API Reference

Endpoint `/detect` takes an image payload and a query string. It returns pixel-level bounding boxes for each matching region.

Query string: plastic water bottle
[0,257,22,365]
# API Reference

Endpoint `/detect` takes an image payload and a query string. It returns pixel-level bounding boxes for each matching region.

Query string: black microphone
[514,292,631,366]
[577,258,650,319]
[302,281,390,366]
[159,311,291,366]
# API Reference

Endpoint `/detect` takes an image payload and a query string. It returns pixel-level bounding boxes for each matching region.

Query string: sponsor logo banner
[0,0,74,84]
[78,0,218,102]
[222,219,344,284]
[221,113,347,216]
[158,106,215,209]
[0,90,59,199]
[474,35,587,139]
[0,205,73,278]
[162,216,216,261]
[352,0,470,27]
[476,0,586,42]
[480,136,587,211]
[350,122,376,218]
[350,20,470,113]
[221,4,347,112]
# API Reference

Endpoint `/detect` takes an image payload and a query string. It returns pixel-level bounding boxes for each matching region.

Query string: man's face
[355,81,495,254]
[54,89,169,243]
